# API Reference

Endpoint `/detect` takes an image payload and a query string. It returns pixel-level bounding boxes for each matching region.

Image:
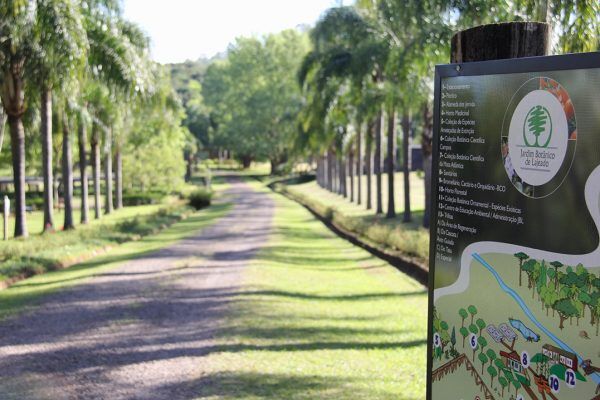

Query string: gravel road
[0,180,274,399]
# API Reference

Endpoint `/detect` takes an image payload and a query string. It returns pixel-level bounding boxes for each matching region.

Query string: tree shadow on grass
[155,371,398,400]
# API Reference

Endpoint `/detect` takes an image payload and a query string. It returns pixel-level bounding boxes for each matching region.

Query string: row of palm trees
[299,1,599,227]
[299,5,441,226]
[0,0,156,238]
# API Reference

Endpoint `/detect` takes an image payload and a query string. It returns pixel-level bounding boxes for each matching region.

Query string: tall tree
[33,0,86,232]
[385,107,396,218]
[0,2,37,237]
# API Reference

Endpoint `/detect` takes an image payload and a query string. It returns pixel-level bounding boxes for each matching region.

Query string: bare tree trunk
[349,148,354,202]
[115,143,123,209]
[9,115,27,238]
[78,114,89,224]
[386,109,396,218]
[401,111,411,222]
[62,112,74,230]
[91,124,101,219]
[366,122,373,210]
[41,89,54,231]
[375,111,383,214]
[105,128,113,214]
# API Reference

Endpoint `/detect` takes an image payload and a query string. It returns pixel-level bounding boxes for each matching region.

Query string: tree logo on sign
[523,105,552,147]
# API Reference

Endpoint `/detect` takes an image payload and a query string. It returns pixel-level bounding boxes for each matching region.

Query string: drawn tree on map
[478,352,489,374]
[514,252,529,287]
[469,323,478,337]
[554,298,578,329]
[594,301,600,336]
[487,364,498,388]
[459,308,468,328]
[521,259,537,294]
[536,260,547,301]
[486,348,497,365]
[460,326,469,347]
[450,326,457,351]
[468,305,478,325]
[472,342,479,361]
[498,376,508,397]
[476,318,486,338]
[579,290,593,320]
[478,336,488,357]
[511,378,521,396]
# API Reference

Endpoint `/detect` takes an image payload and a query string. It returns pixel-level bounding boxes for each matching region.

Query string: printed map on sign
[429,56,600,400]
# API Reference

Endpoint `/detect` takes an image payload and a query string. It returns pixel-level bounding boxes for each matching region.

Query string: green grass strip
[195,188,428,399]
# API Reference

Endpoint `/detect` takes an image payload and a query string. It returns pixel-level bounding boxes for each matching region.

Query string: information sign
[427,52,600,400]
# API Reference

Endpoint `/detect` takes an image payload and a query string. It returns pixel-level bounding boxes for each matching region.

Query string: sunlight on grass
[196,191,428,400]
[282,173,429,263]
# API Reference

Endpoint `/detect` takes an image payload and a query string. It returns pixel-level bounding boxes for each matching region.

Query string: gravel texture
[0,180,274,399]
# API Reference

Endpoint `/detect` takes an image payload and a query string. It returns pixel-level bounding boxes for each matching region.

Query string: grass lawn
[0,200,232,319]
[282,172,429,264]
[196,186,428,399]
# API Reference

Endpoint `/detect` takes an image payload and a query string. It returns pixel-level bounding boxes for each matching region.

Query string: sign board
[427,52,600,400]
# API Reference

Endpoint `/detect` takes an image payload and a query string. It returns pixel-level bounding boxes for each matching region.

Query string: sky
[123,0,343,64]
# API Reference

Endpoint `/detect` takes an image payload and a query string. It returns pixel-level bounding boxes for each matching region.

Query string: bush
[122,191,165,206]
[188,189,212,210]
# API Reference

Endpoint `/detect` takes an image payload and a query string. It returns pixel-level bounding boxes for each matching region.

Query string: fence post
[3,195,9,241]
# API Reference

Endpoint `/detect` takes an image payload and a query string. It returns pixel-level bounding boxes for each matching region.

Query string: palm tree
[82,6,153,217]
[356,124,362,205]
[0,2,37,238]
[297,7,387,206]
[374,109,383,214]
[61,108,75,229]
[401,111,412,222]
[386,107,396,218]
[78,108,90,223]
[33,0,86,232]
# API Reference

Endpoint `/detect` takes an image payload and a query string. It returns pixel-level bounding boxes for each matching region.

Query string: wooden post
[451,22,551,63]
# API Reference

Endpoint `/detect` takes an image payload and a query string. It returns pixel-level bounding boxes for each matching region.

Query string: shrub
[188,189,212,210]
[122,191,165,206]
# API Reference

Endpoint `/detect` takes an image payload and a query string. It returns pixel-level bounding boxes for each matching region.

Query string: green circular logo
[523,105,552,148]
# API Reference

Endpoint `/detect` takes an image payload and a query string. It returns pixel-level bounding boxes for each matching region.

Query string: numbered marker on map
[469,333,478,349]
[565,369,576,388]
[520,351,530,369]
[433,333,441,348]
[549,374,560,394]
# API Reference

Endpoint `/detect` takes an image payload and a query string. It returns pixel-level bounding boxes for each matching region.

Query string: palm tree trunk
[386,109,396,218]
[402,110,412,222]
[115,144,123,209]
[349,148,354,202]
[8,115,27,238]
[327,148,334,192]
[91,124,101,219]
[366,122,373,210]
[62,112,74,230]
[375,110,383,214]
[340,155,346,198]
[356,125,362,205]
[41,89,54,231]
[78,115,89,224]
[104,128,113,214]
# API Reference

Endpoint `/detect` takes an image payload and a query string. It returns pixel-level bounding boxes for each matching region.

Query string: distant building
[542,344,578,371]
